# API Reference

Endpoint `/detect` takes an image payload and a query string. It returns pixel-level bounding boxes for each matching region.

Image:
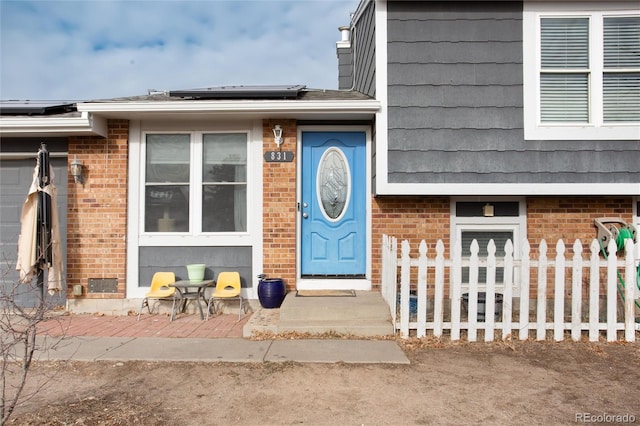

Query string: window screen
[540,17,590,122]
[145,134,190,232]
[603,17,640,122]
[461,231,513,284]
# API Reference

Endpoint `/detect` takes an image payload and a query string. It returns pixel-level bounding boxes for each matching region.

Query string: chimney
[337,26,351,47]
[336,26,353,90]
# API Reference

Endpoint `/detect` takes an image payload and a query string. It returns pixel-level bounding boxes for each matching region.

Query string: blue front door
[301,132,366,276]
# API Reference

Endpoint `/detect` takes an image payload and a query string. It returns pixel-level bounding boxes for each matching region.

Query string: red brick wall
[67,120,128,298]
[527,197,634,298]
[372,196,634,296]
[371,196,451,289]
[262,120,297,289]
[527,197,633,256]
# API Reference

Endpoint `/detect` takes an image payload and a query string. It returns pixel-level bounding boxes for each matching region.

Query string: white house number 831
[264,151,294,162]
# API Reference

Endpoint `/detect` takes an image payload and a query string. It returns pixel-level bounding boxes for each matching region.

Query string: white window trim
[127,119,264,299]
[139,129,252,245]
[523,2,640,140]
[451,198,527,295]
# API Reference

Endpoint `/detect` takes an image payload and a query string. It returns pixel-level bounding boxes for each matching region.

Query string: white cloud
[0,0,359,100]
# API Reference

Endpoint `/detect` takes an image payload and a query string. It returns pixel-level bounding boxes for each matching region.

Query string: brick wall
[262,119,297,289]
[67,119,128,298]
[371,196,451,289]
[527,197,634,298]
[373,196,634,297]
[527,197,634,256]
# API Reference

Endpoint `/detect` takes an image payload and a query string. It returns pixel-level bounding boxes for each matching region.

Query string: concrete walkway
[35,336,409,364]
[34,313,409,364]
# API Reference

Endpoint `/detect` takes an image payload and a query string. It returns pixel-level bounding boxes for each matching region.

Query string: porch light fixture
[272,124,284,148]
[70,155,84,184]
[482,203,494,217]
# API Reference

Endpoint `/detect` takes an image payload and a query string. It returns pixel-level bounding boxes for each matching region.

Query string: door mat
[296,290,356,297]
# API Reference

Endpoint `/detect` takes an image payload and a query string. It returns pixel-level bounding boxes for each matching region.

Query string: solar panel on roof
[0,100,76,115]
[168,85,306,99]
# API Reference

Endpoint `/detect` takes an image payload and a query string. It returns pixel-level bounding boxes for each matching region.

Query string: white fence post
[536,240,548,341]
[571,240,583,341]
[502,240,514,340]
[554,239,566,341]
[417,240,428,338]
[381,234,397,326]
[468,240,480,342]
[400,240,411,338]
[520,240,531,341]
[606,239,617,342]
[451,240,462,341]
[588,239,600,342]
[433,240,445,337]
[624,239,636,342]
[485,240,497,342]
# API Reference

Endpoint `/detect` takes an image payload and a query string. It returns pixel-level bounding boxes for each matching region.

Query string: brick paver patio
[37,312,250,339]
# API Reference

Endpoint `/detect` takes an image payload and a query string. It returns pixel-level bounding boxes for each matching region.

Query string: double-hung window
[539,17,590,123]
[202,133,247,232]
[143,132,248,234]
[524,4,640,140]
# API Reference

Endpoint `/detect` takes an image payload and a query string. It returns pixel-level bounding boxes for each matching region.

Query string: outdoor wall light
[272,124,284,148]
[70,155,84,184]
[482,203,495,217]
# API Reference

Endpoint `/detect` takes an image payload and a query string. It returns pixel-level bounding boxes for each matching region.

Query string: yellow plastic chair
[206,271,244,321]
[137,272,176,321]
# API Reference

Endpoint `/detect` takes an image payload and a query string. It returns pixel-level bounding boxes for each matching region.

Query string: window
[461,230,513,284]
[523,4,640,140]
[540,17,590,123]
[603,17,640,122]
[143,132,247,234]
[452,201,525,292]
[145,134,190,232]
[202,134,247,232]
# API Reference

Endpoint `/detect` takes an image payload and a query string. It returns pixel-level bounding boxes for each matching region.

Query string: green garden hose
[616,228,634,251]
[599,230,640,314]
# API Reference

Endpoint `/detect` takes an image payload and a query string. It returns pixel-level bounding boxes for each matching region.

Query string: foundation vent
[88,278,118,293]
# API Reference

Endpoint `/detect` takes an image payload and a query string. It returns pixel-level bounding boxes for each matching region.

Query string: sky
[0,0,360,101]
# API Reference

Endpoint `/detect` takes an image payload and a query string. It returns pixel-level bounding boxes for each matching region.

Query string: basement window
[452,200,526,293]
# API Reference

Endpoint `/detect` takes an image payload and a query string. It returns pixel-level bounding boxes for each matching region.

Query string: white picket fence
[381,234,640,342]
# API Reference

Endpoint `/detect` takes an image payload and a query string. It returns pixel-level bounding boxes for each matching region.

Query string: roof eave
[0,112,107,138]
[76,99,380,120]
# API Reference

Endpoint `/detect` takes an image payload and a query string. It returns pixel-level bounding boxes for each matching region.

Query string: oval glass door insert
[316,147,351,222]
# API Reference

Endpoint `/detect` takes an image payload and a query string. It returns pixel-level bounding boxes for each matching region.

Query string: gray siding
[352,0,376,97]
[386,1,640,185]
[139,246,252,289]
[337,48,353,90]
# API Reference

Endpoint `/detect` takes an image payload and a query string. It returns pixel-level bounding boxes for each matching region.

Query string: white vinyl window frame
[127,119,264,300]
[139,130,250,238]
[523,2,640,140]
[451,199,526,295]
[130,120,263,249]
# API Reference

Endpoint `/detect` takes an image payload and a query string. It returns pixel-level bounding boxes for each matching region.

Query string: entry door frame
[296,125,372,291]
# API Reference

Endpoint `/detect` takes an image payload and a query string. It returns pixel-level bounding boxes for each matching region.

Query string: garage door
[0,157,67,308]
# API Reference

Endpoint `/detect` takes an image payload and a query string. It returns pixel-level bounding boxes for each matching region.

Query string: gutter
[0,111,107,137]
[77,99,380,117]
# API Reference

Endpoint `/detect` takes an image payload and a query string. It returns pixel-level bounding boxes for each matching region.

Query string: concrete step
[277,319,394,337]
[243,291,395,338]
[279,291,391,322]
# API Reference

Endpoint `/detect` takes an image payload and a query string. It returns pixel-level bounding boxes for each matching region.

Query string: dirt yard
[6,339,640,425]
